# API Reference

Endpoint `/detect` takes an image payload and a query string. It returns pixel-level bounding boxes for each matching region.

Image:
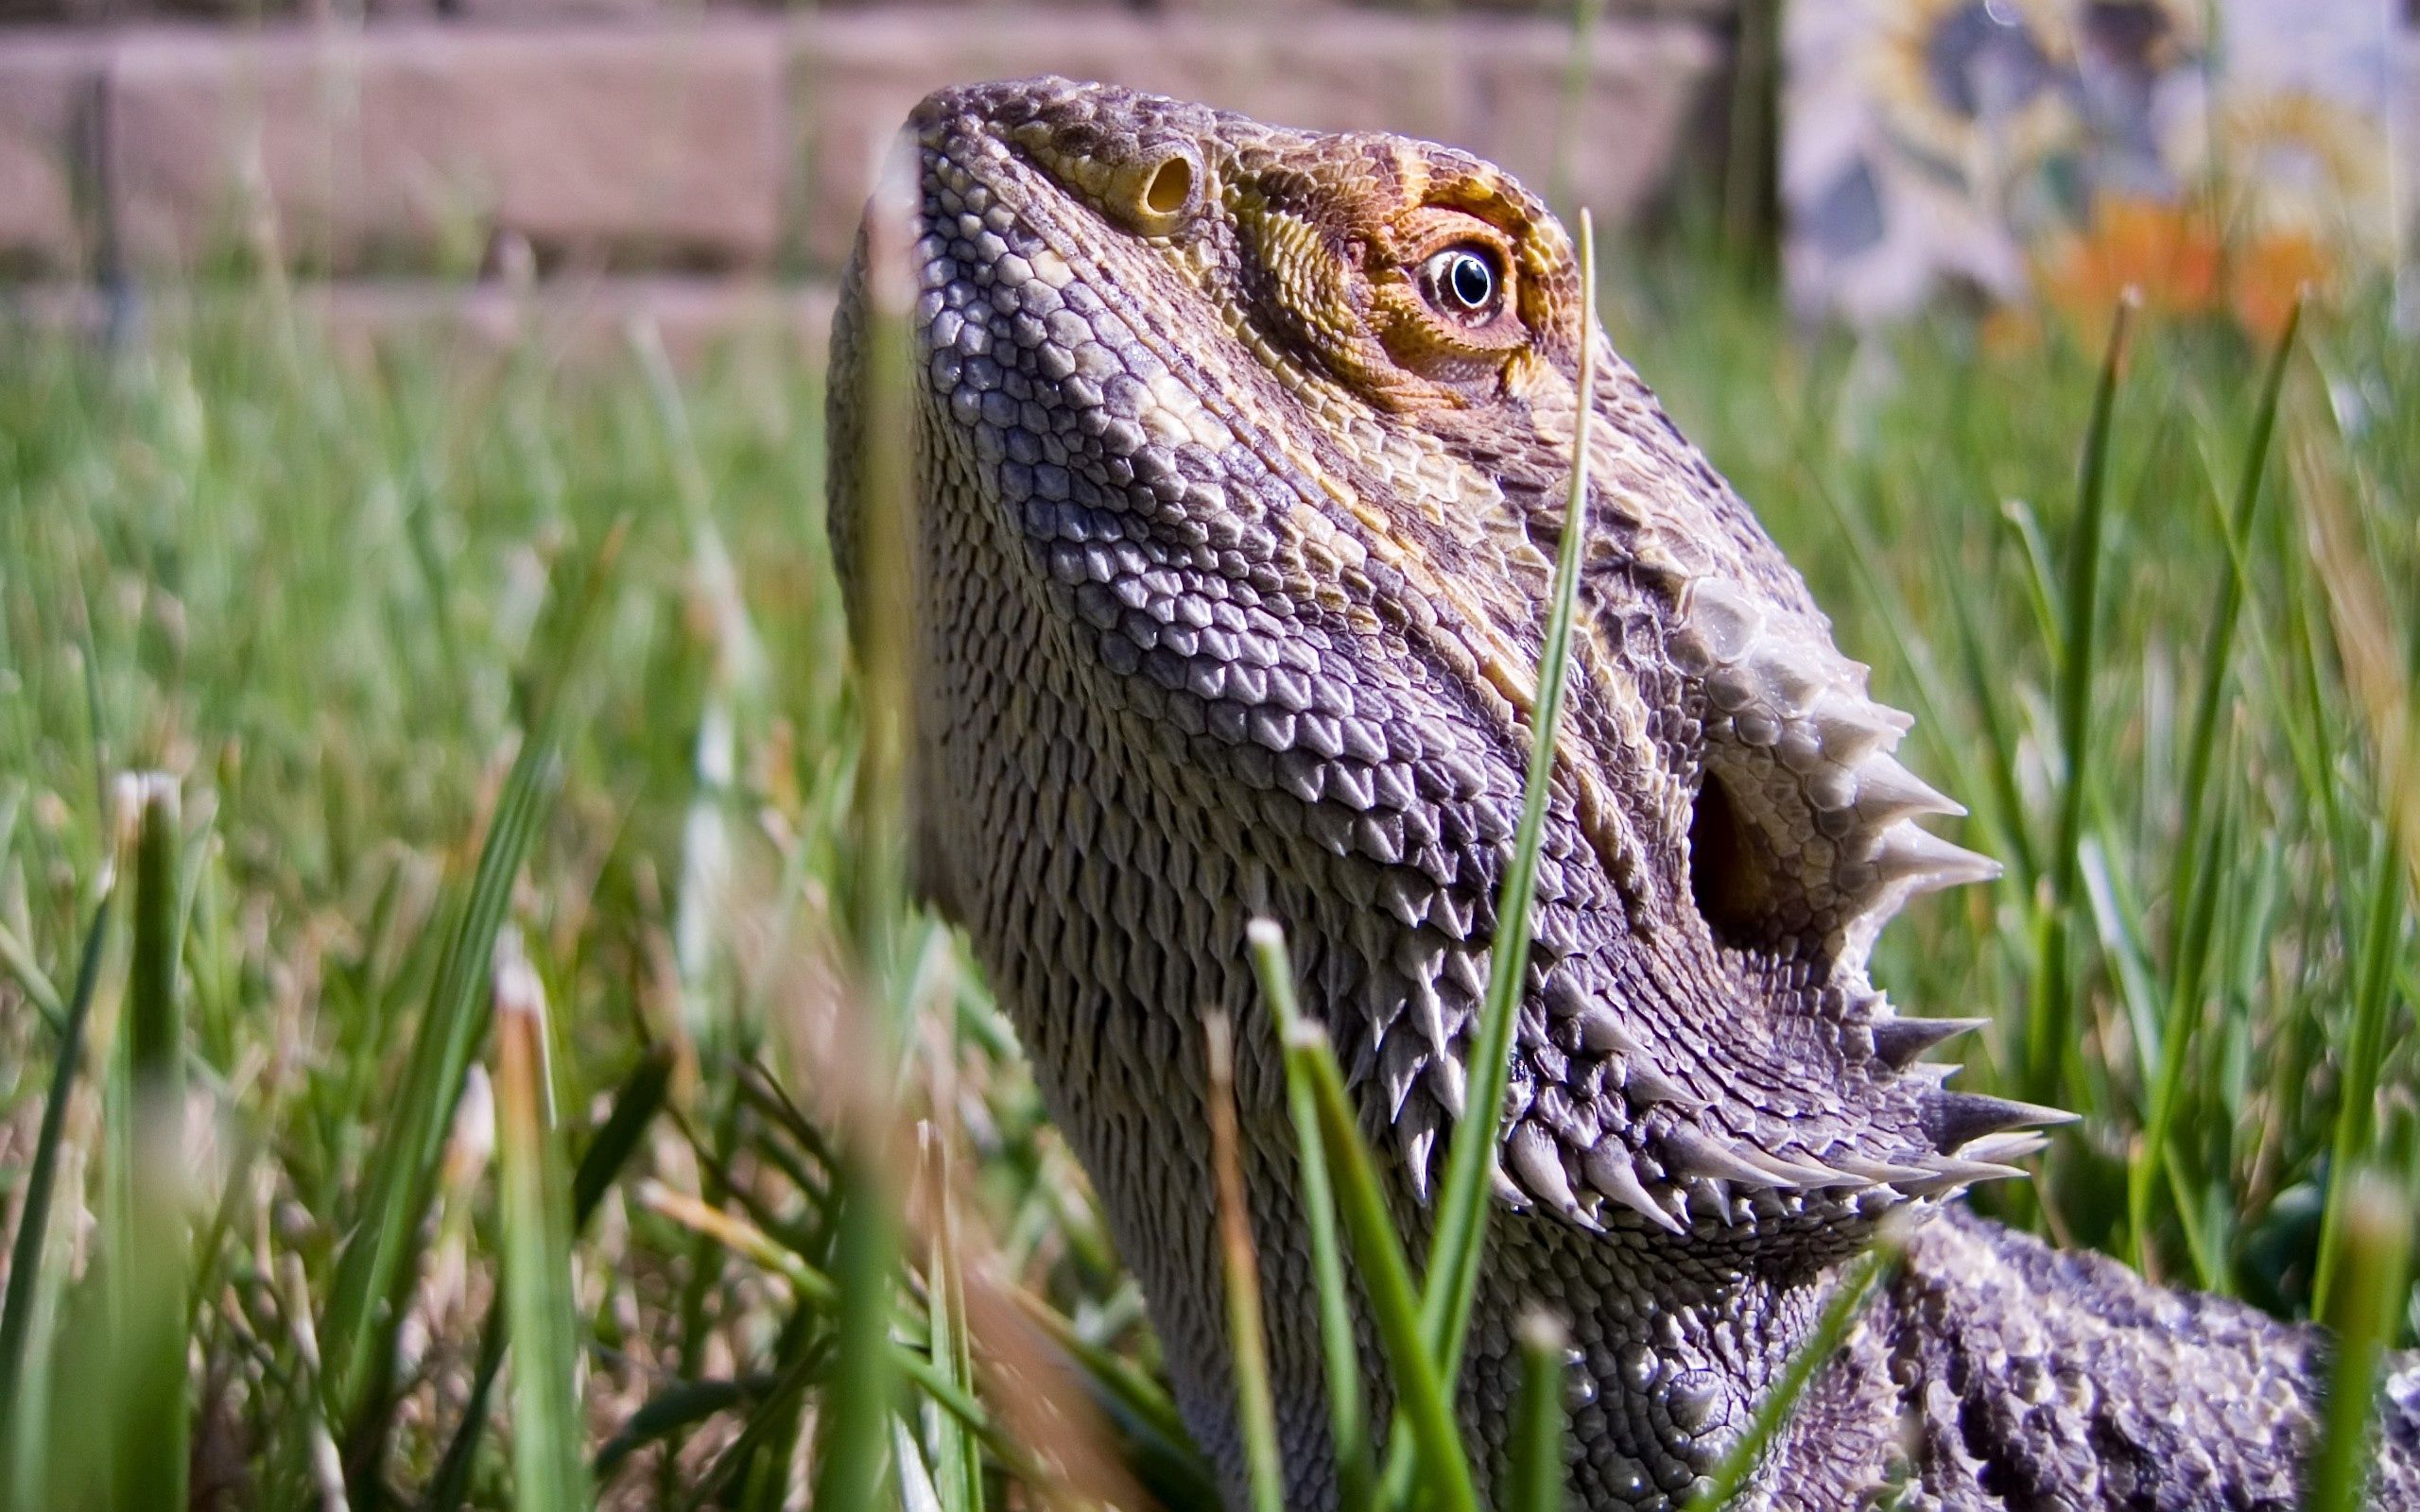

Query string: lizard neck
[884,387,1891,1508]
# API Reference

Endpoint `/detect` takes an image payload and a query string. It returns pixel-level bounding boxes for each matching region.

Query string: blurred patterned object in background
[1783,0,2407,333]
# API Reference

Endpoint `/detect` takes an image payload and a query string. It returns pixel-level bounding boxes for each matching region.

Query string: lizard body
[826,77,2420,1509]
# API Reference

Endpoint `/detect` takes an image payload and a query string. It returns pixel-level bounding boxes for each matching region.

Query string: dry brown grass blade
[2290,418,2418,890]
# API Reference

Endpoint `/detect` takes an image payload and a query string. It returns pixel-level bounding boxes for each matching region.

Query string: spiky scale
[1848,756,1965,824]
[1810,695,1909,765]
[1957,1130,2050,1165]
[1510,1120,1595,1228]
[1579,1005,1642,1057]
[1619,1060,1703,1109]
[1893,1156,2032,1198]
[1833,1155,1937,1185]
[1868,824,2002,891]
[1868,1015,1987,1070]
[1426,1052,1468,1119]
[1733,1144,1859,1190]
[1582,1142,1685,1235]
[1378,1032,1425,1119]
[1398,1097,1443,1200]
[1919,1091,2077,1155]
[1661,1125,1786,1188]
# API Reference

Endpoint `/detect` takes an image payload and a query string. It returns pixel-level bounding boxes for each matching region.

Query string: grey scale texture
[826,77,2420,1510]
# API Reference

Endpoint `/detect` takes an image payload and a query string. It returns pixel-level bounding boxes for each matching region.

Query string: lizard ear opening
[1686,771,1771,953]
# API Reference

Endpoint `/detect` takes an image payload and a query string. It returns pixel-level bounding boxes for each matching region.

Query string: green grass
[0,251,2412,1508]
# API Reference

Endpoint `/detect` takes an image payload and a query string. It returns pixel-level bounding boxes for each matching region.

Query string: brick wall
[1,2,1741,351]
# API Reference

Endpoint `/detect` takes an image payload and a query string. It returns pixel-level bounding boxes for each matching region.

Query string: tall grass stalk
[1278,1001,1478,1512]
[2295,405,2419,1318]
[919,1132,984,1512]
[1685,1231,1900,1511]
[317,524,624,1469]
[0,890,112,1500]
[492,935,591,1512]
[1424,207,1600,1384]
[1205,1012,1286,1512]
[2308,1174,2411,1512]
[110,774,190,1512]
[1248,922,1375,1512]
[2025,294,2135,1114]
[425,1046,674,1511]
[2126,302,2299,1271]
[813,150,923,1512]
[1502,1314,1568,1512]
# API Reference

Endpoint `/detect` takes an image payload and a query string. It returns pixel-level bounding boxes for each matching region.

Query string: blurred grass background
[0,242,2413,1506]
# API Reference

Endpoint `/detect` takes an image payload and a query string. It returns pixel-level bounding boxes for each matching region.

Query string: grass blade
[920,1133,983,1512]
[124,774,182,1091]
[2167,301,2300,940]
[2127,775,2233,1281]
[2312,816,2407,1315]
[426,1045,673,1510]
[0,889,113,1487]
[2025,293,2136,1113]
[2294,373,2420,1318]
[1424,206,1601,1389]
[595,1376,775,1480]
[1247,921,1374,1512]
[111,774,189,1512]
[1685,1228,1901,1510]
[1503,1314,1568,1512]
[318,524,623,1457]
[2124,303,2300,1272]
[493,936,591,1512]
[812,128,923,1512]
[810,1131,905,1512]
[1205,1012,1284,1512]
[2308,1174,2411,1512]
[1275,1005,1478,1512]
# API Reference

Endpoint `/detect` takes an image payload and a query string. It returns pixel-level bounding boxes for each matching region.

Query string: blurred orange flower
[2037,198,2221,323]
[2034,197,2332,342]
[2229,230,2331,342]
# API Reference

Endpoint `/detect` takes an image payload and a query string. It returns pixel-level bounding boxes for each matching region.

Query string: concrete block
[106,22,788,273]
[0,36,105,275]
[782,7,1728,270]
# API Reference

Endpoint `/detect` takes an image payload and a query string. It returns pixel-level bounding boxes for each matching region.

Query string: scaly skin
[827,78,2420,1509]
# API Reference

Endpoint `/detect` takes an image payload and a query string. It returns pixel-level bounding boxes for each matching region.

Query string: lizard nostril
[1143,153,1195,215]
[1111,142,1203,234]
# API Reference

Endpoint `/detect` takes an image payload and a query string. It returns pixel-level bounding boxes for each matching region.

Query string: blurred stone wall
[0,0,1743,325]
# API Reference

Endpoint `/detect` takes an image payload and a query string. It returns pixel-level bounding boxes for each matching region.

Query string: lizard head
[832,77,2066,1243]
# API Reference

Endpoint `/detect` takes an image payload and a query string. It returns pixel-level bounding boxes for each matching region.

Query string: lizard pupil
[1426,246,1501,318]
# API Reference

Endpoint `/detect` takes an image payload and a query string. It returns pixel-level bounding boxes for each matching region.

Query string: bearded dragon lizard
[826,77,2420,1509]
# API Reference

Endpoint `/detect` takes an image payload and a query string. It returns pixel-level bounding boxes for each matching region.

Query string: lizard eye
[1420,245,1504,322]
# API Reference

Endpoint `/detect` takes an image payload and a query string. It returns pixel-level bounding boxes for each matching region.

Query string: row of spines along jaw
[1415,560,2070,1234]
